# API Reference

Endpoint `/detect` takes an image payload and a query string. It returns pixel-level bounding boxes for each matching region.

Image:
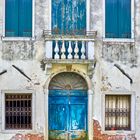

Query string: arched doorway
[48,72,88,140]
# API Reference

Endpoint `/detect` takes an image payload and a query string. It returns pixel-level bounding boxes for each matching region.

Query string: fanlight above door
[49,72,88,90]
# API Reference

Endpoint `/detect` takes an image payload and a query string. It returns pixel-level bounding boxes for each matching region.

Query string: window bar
[115,96,117,129]
[30,97,32,128]
[12,98,14,129]
[27,99,28,128]
[20,96,21,129]
[23,97,25,129]
[124,96,127,129]
[118,96,120,130]
[16,99,17,129]
[111,96,113,129]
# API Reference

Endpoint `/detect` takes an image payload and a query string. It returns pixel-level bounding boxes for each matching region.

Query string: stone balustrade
[43,30,97,60]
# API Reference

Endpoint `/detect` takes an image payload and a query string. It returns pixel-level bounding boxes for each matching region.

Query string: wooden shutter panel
[19,0,32,37]
[71,0,86,35]
[52,0,86,35]
[105,0,118,38]
[52,0,63,34]
[5,0,18,37]
[118,0,131,38]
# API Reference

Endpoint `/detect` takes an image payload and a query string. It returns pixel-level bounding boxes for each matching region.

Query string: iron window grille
[105,95,131,130]
[5,94,32,129]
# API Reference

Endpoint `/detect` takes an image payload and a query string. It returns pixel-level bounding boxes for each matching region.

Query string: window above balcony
[43,0,96,61]
[52,0,86,36]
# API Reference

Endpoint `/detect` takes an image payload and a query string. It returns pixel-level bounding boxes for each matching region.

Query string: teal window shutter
[105,0,118,38]
[118,0,131,38]
[52,0,63,34]
[105,0,131,38]
[52,0,86,35]
[5,0,32,37]
[5,0,19,37]
[19,0,32,37]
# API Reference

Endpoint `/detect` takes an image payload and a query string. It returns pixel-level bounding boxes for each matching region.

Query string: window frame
[103,0,134,41]
[2,0,35,41]
[1,90,36,133]
[102,91,136,134]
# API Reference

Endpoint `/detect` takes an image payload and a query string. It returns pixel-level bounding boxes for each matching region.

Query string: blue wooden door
[49,90,88,140]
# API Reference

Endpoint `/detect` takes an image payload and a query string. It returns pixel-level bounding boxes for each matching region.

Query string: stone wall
[102,43,137,66]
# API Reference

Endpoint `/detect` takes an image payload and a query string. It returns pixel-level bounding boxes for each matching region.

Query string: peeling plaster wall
[0,0,140,139]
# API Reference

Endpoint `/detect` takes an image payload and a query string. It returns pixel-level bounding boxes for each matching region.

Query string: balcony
[43,30,97,61]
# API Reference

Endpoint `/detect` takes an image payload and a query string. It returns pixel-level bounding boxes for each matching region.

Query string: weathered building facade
[0,0,139,139]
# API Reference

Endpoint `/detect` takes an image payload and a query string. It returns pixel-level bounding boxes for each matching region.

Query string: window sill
[102,130,135,135]
[103,38,134,43]
[1,36,35,41]
[1,129,35,134]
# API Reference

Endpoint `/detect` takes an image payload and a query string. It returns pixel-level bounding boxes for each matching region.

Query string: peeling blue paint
[52,0,86,35]
[49,90,88,140]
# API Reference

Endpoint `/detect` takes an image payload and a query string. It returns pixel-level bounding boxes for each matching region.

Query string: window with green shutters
[5,0,32,37]
[105,0,131,38]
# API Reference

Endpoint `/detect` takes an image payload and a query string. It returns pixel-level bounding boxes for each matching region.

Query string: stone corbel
[87,59,96,79]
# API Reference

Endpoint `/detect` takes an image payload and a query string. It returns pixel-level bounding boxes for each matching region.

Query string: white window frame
[2,0,35,41]
[102,91,136,134]
[1,90,36,133]
[103,0,134,42]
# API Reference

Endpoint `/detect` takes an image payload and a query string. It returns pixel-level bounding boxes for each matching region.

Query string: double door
[49,94,87,140]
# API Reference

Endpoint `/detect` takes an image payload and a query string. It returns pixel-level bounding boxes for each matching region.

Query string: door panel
[70,104,86,130]
[49,91,87,140]
[49,104,67,130]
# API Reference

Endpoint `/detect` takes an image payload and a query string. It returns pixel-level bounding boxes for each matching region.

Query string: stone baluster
[54,40,59,59]
[74,41,79,59]
[61,41,66,59]
[68,41,72,59]
[81,41,86,59]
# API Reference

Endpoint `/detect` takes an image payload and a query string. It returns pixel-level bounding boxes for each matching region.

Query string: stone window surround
[102,91,136,135]
[103,0,135,42]
[1,0,35,41]
[1,90,36,133]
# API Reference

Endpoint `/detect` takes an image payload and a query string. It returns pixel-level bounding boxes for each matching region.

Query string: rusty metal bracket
[0,70,7,75]
[12,65,31,81]
[114,64,133,84]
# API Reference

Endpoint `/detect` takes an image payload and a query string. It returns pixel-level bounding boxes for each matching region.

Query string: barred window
[105,95,131,130]
[5,94,32,129]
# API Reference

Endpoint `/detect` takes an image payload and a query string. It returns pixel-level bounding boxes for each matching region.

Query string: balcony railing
[43,30,97,60]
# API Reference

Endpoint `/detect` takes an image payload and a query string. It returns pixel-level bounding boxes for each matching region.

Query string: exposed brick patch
[10,133,44,140]
[93,119,137,140]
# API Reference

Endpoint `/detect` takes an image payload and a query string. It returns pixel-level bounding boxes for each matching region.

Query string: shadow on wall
[10,133,44,140]
[93,120,136,140]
